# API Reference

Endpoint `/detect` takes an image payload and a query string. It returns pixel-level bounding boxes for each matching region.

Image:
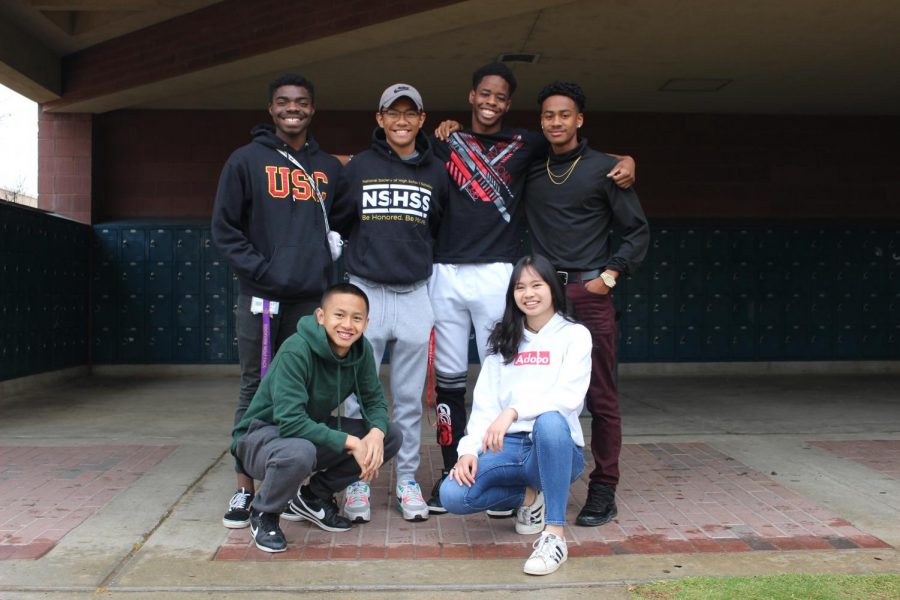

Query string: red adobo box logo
[513,351,551,366]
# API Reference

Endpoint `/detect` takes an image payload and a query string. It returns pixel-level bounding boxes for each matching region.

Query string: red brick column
[37,111,92,224]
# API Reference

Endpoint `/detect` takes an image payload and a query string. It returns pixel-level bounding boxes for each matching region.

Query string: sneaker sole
[222,517,250,529]
[283,500,352,532]
[253,539,287,553]
[343,508,371,523]
[249,526,286,553]
[523,555,566,576]
[515,521,545,535]
[486,509,515,519]
[574,506,618,527]
[427,505,448,515]
[397,500,429,522]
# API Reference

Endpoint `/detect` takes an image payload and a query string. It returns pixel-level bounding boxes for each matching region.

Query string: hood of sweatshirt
[295,313,367,367]
[522,312,571,343]
[370,126,433,165]
[250,123,324,154]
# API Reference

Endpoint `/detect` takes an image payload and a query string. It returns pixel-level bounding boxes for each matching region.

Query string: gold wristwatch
[600,271,617,288]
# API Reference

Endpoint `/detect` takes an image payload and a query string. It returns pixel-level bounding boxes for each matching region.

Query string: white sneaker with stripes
[515,490,545,534]
[523,532,568,575]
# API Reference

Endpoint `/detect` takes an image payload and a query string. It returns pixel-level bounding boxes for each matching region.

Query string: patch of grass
[629,573,900,600]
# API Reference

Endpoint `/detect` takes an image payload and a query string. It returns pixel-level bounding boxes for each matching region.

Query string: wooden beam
[26,1,160,10]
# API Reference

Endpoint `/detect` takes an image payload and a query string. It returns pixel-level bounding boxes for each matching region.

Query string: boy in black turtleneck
[525,81,650,530]
[329,84,447,523]
[212,74,342,530]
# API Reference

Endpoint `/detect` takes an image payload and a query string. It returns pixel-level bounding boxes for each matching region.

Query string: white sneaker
[515,490,545,534]
[343,481,371,523]
[523,532,568,575]
[396,480,429,521]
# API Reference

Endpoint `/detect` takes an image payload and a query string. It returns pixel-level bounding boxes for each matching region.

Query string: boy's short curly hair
[472,62,518,96]
[537,81,585,112]
[268,74,315,104]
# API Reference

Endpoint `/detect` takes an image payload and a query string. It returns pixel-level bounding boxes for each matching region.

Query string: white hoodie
[457,312,592,458]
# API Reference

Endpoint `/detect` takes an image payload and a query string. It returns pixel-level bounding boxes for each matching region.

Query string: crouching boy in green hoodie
[231,283,402,553]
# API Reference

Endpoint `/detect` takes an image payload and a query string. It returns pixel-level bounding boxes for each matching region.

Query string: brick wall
[91,109,900,222]
[37,112,92,224]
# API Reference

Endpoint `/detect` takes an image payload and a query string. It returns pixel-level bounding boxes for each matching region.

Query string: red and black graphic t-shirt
[431,128,546,264]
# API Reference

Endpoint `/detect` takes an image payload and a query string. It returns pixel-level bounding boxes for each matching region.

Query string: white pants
[428,262,513,384]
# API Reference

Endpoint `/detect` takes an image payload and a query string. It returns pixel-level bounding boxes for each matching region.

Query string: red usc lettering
[513,351,551,366]
[265,165,328,202]
[265,166,291,198]
[291,170,311,201]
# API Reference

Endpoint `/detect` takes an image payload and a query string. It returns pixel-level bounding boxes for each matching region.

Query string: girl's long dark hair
[487,254,572,364]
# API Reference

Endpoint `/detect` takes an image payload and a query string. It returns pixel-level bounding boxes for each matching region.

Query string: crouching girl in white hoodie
[439,254,592,575]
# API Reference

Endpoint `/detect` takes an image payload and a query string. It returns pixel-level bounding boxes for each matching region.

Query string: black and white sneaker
[249,511,286,553]
[222,488,253,529]
[426,472,448,514]
[515,490,545,535]
[282,485,352,532]
[486,507,516,518]
[523,532,568,575]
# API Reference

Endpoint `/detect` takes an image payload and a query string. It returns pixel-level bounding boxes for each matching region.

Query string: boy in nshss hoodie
[212,75,342,529]
[330,84,446,523]
[232,283,402,553]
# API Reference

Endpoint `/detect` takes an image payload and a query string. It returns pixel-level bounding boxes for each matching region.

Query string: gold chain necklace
[546,155,581,185]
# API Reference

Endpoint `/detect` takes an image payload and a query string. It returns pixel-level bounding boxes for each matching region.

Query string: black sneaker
[575,483,618,527]
[486,507,516,518]
[249,511,286,553]
[282,485,352,532]
[222,488,253,529]
[426,472,448,514]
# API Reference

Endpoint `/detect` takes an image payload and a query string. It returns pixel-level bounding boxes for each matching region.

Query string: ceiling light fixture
[498,53,540,64]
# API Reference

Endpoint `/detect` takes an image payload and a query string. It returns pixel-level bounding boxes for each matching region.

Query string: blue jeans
[440,411,585,526]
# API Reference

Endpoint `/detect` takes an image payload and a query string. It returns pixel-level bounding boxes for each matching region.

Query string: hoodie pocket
[353,234,432,283]
[257,242,330,297]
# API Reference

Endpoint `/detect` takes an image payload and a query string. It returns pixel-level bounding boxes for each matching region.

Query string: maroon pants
[565,284,620,487]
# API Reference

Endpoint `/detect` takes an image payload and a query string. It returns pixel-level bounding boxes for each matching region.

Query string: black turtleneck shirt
[524,138,650,275]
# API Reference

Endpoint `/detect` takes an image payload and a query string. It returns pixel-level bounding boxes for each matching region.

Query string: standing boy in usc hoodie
[232,283,402,553]
[330,84,447,522]
[212,74,342,529]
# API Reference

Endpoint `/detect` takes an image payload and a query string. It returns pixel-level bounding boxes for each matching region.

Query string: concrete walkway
[0,367,898,598]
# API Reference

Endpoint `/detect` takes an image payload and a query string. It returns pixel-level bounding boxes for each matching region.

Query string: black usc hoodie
[330,127,446,285]
[211,124,342,302]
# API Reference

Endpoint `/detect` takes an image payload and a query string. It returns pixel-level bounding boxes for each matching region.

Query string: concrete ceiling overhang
[1,0,899,115]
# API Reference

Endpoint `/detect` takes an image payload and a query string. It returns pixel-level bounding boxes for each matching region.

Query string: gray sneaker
[343,481,371,523]
[396,480,429,521]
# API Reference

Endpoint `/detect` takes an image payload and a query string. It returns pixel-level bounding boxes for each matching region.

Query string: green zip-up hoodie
[231,314,388,455]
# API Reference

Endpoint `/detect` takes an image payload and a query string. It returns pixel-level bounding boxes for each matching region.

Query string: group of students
[211,63,650,575]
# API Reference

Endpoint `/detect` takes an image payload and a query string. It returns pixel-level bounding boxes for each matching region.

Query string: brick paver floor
[216,442,890,560]
[0,445,175,559]
[808,440,900,480]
